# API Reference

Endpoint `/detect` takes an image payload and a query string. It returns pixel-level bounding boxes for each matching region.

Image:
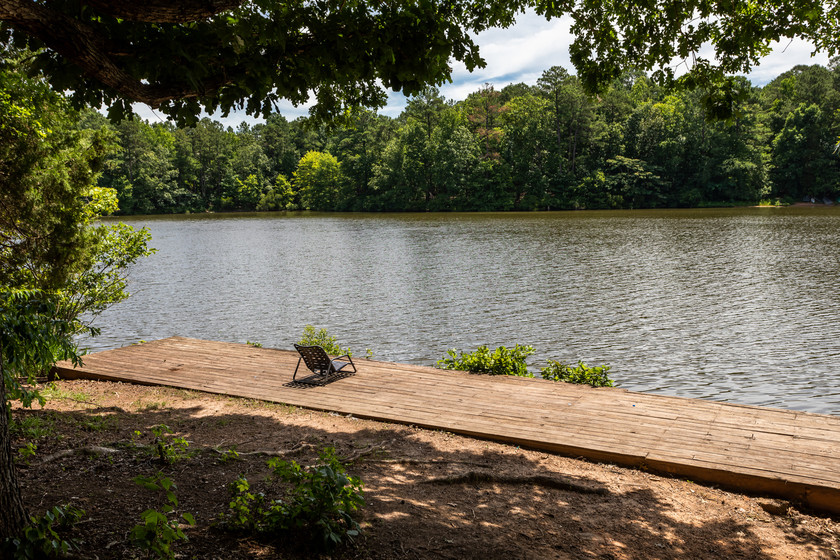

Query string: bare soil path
[12,380,840,559]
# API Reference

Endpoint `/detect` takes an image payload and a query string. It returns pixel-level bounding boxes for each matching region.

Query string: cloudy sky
[140,10,830,127]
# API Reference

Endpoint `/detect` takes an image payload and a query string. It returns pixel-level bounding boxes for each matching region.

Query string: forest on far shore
[84,62,840,214]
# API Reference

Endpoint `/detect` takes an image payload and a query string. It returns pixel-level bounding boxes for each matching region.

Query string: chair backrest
[294,344,331,373]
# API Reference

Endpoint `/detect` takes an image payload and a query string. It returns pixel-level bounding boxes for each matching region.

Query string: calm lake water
[83,208,840,416]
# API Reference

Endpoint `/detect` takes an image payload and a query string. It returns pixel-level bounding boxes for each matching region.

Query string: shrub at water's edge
[539,360,614,387]
[297,325,352,357]
[295,326,374,359]
[437,345,614,387]
[437,345,535,377]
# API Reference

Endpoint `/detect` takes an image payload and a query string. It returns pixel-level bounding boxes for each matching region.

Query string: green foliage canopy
[0,0,527,125]
[560,0,839,117]
[0,290,82,539]
[3,0,837,124]
[0,291,82,410]
[0,66,104,291]
[0,63,154,332]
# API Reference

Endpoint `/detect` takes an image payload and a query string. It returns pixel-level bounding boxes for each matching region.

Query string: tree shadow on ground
[12,384,836,560]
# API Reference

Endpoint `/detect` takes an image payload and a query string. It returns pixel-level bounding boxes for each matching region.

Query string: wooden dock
[54,336,840,514]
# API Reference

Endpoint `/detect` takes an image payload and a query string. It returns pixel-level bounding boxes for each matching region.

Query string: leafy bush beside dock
[438,345,614,387]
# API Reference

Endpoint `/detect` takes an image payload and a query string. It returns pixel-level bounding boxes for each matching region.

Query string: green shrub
[150,424,195,464]
[130,474,195,560]
[17,442,37,465]
[437,345,535,377]
[298,325,352,357]
[216,448,241,464]
[539,360,614,387]
[221,447,364,550]
[437,344,615,387]
[223,476,263,532]
[2,505,85,559]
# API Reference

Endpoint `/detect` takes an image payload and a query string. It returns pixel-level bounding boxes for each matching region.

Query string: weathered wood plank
[54,336,840,514]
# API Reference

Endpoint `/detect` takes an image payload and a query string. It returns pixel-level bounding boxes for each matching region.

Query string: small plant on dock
[130,473,195,560]
[437,345,535,377]
[298,325,352,357]
[220,447,364,550]
[2,504,85,559]
[539,360,614,387]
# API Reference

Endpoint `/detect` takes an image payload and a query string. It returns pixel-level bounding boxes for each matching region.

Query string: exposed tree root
[209,441,318,458]
[338,442,389,463]
[422,471,609,495]
[207,441,391,464]
[38,446,121,464]
[367,458,493,468]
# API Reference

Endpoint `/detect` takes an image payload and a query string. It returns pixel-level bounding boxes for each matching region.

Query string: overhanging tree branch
[85,0,244,23]
[1,0,233,106]
[2,0,833,125]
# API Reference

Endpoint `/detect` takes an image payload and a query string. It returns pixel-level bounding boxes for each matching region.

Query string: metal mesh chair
[293,344,356,383]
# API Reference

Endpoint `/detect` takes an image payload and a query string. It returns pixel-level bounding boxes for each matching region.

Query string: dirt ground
[10,379,840,559]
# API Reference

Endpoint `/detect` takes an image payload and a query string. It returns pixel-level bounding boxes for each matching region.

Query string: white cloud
[442,12,829,100]
[746,38,828,85]
[440,12,574,101]
[270,99,312,121]
[379,90,411,118]
[129,103,267,128]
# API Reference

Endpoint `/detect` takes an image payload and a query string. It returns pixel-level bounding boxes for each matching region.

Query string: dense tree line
[86,62,840,214]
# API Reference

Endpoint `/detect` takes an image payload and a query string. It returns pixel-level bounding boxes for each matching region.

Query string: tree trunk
[0,358,28,540]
